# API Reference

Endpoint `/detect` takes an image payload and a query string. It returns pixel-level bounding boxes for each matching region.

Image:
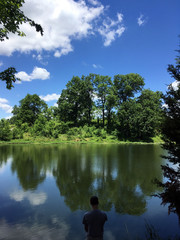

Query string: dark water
[0,144,179,239]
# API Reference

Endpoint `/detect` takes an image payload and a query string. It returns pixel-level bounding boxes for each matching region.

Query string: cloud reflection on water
[10,190,47,206]
[0,219,69,240]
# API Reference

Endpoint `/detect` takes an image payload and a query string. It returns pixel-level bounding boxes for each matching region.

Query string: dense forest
[0,73,164,142]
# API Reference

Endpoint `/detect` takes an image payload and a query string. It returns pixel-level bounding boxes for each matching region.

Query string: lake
[0,144,179,239]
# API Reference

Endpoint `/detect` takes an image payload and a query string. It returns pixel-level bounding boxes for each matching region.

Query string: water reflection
[0,144,164,216]
[10,190,47,205]
[53,144,163,215]
[0,219,69,240]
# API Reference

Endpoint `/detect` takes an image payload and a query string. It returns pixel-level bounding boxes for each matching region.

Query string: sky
[0,0,180,119]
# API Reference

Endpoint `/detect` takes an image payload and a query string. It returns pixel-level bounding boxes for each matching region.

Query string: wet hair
[90,196,99,206]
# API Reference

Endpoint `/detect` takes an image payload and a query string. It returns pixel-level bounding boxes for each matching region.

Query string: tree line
[0,73,163,142]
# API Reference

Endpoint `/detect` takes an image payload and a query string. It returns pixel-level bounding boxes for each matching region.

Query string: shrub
[0,119,12,141]
[12,127,23,139]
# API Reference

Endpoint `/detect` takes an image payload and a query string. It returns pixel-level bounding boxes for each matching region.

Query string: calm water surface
[0,144,179,239]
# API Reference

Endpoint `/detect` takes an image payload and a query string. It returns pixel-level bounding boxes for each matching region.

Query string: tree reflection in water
[0,144,164,216]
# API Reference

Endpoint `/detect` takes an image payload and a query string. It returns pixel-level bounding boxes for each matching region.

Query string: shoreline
[0,138,163,145]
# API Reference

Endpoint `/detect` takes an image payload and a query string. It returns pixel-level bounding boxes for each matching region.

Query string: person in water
[82,196,107,240]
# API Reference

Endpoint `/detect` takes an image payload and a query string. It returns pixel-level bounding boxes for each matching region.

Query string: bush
[20,123,29,133]
[52,129,59,138]
[0,119,12,141]
[33,115,47,136]
[93,128,107,138]
[58,122,72,134]
[12,127,23,139]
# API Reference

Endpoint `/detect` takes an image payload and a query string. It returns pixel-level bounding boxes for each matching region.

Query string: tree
[93,74,112,127]
[114,73,145,104]
[137,89,163,141]
[156,46,180,220]
[57,76,94,126]
[0,0,43,89]
[0,119,12,141]
[0,67,20,89]
[117,99,142,140]
[106,85,117,131]
[116,90,163,141]
[12,94,47,126]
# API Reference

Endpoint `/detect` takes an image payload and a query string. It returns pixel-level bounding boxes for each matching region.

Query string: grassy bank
[0,133,163,145]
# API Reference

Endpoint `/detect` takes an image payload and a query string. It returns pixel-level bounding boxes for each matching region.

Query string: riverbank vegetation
[0,73,164,143]
[155,45,180,220]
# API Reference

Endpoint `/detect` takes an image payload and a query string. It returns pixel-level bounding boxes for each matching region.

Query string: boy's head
[90,196,99,206]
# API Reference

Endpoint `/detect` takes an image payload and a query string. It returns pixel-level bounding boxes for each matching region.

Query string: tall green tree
[57,75,93,125]
[106,85,117,131]
[114,73,145,104]
[157,46,180,219]
[0,0,43,89]
[93,74,112,127]
[137,89,163,140]
[117,90,163,141]
[12,94,47,126]
[117,99,142,140]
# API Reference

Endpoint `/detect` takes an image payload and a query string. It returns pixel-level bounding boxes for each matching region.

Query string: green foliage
[3,73,164,143]
[0,67,20,89]
[43,106,58,121]
[117,90,163,141]
[117,99,142,141]
[32,115,61,138]
[137,89,163,140]
[12,126,23,139]
[58,121,72,134]
[57,75,94,125]
[0,119,12,141]
[20,122,29,133]
[33,114,47,136]
[0,0,43,89]
[114,73,145,104]
[156,44,180,219]
[93,74,112,127]
[0,0,43,41]
[12,94,48,126]
[106,86,117,131]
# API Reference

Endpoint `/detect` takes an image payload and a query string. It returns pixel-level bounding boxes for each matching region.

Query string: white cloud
[0,0,104,57]
[98,13,125,46]
[171,80,180,91]
[31,67,50,80]
[54,44,73,58]
[93,64,98,68]
[40,93,60,102]
[137,14,146,26]
[162,103,168,109]
[32,53,48,65]
[0,98,8,104]
[92,92,99,101]
[15,67,50,83]
[5,115,13,120]
[0,61,3,67]
[0,103,13,114]
[15,71,31,82]
[37,54,42,61]
[0,98,13,114]
[92,63,102,69]
[10,190,47,206]
[88,0,100,6]
[117,13,123,22]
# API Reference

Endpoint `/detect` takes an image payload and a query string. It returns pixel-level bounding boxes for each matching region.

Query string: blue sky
[0,0,180,119]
